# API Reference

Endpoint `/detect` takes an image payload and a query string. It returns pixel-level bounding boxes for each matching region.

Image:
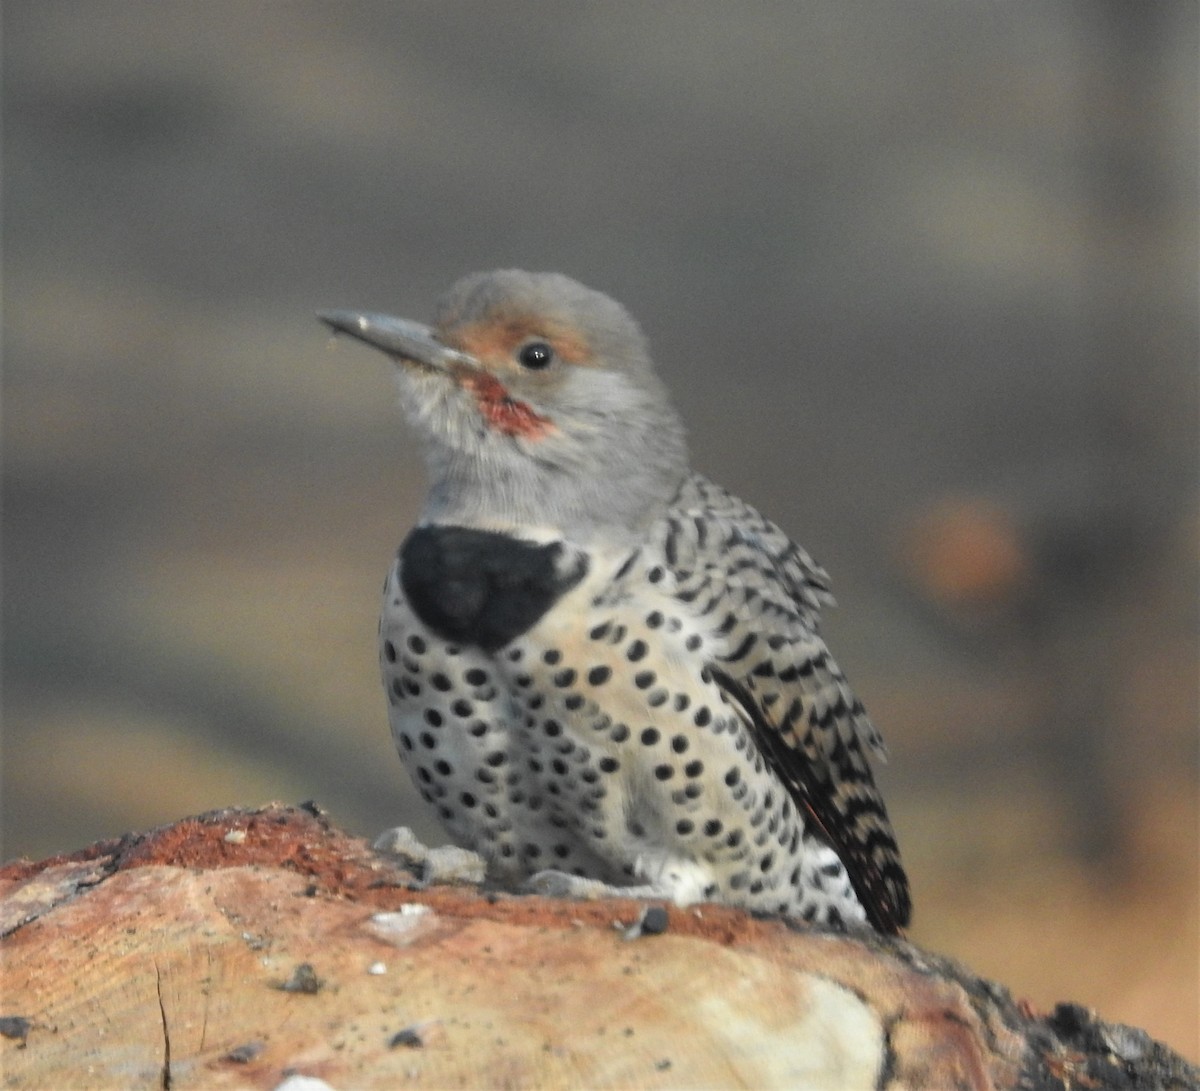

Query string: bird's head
[322,270,688,542]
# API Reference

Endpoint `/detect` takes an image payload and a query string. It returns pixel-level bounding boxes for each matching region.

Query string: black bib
[399,525,589,653]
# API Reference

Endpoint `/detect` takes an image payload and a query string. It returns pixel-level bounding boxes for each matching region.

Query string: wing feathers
[664,474,911,933]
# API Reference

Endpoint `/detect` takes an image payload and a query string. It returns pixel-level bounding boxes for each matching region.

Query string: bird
[320,270,911,934]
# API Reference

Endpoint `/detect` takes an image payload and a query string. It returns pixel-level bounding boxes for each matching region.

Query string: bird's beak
[318,310,475,373]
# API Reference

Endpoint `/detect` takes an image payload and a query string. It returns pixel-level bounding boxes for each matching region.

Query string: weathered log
[1,804,1194,1090]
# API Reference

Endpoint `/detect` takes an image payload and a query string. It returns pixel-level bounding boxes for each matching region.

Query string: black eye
[517,341,555,370]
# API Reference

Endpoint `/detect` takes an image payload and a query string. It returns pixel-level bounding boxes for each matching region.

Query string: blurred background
[3,1,1196,1058]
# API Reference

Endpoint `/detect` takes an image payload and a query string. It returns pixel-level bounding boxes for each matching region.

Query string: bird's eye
[517,341,555,370]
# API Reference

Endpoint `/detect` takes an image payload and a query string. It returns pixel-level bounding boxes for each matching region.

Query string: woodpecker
[321,270,910,933]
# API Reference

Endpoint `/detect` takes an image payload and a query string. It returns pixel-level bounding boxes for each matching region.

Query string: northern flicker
[320,270,911,934]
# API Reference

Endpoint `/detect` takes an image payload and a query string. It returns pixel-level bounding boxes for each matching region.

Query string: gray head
[321,270,689,543]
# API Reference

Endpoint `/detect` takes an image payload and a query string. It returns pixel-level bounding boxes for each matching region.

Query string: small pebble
[640,906,670,935]
[224,1041,265,1063]
[367,962,387,975]
[622,905,670,940]
[276,963,321,994]
[0,1016,31,1043]
[389,1026,425,1049]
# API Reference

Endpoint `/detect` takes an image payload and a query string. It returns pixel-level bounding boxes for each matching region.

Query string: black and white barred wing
[662,474,911,934]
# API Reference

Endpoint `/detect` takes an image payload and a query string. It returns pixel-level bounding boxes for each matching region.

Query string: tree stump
[1,803,1195,1090]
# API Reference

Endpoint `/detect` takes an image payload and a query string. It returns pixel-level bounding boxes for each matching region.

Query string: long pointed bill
[318,310,476,372]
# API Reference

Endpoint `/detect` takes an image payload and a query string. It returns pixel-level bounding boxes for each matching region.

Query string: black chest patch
[399,525,589,653]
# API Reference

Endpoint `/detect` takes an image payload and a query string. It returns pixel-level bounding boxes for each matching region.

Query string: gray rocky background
[3,0,1196,1057]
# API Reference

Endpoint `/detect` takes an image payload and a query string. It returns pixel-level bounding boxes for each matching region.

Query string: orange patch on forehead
[446,316,592,366]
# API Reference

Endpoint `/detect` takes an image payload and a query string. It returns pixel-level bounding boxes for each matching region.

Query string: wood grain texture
[1,804,1194,1090]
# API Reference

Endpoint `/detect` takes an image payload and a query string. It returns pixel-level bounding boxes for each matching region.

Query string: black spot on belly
[400,525,588,652]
